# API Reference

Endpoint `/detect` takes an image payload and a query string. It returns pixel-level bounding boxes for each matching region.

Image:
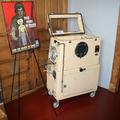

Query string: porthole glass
[50,46,57,62]
[75,42,88,58]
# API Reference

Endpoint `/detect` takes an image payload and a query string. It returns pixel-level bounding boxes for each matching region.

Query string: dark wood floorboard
[5,87,120,120]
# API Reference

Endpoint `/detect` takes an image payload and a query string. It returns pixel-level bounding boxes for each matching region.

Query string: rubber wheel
[90,91,96,98]
[53,101,59,108]
[48,90,52,96]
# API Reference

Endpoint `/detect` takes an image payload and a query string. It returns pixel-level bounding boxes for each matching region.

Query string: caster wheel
[48,90,52,96]
[90,91,96,98]
[53,101,59,108]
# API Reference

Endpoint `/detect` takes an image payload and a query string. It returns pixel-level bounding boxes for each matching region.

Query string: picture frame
[2,1,40,55]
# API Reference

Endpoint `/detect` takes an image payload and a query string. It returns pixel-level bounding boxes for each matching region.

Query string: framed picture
[2,2,40,55]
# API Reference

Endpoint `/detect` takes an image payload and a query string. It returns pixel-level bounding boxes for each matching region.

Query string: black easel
[32,50,58,117]
[10,53,16,104]
[10,50,58,120]
[10,52,21,120]
[18,52,20,120]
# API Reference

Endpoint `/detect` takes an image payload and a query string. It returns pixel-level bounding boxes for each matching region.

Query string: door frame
[109,8,120,92]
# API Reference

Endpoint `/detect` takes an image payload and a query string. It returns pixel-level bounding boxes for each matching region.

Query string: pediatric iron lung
[44,13,101,108]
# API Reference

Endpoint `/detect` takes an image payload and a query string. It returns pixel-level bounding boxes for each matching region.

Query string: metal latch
[53,70,56,79]
[80,68,86,72]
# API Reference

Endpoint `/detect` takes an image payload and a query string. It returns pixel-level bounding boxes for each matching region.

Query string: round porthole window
[50,46,57,62]
[75,42,88,58]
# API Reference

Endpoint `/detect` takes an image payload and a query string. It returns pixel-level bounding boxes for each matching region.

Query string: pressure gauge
[75,42,88,58]
[50,46,57,62]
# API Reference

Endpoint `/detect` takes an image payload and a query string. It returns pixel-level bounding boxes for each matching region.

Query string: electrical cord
[83,22,94,36]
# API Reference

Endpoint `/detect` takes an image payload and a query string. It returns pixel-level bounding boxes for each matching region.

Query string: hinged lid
[48,13,85,36]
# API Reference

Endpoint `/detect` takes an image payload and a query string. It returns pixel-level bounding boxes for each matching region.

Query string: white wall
[68,0,120,89]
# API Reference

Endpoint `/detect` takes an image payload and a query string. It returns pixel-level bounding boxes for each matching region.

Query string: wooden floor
[5,87,120,120]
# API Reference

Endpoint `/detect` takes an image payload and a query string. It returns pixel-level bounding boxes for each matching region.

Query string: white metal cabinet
[45,13,101,108]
